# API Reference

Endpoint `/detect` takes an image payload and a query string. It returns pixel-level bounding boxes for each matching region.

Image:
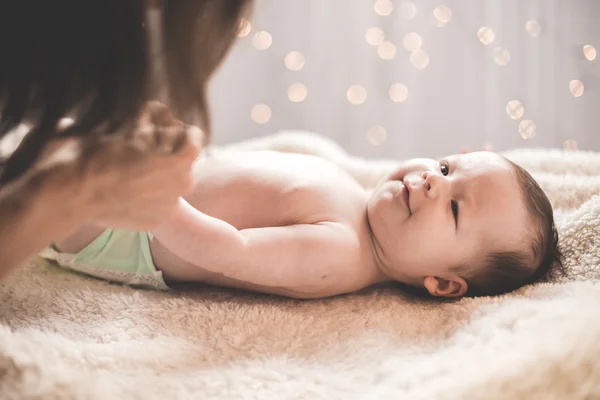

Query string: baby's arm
[151,198,360,288]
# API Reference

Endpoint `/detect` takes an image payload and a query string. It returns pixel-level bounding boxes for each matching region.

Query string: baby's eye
[440,162,449,176]
[451,200,459,225]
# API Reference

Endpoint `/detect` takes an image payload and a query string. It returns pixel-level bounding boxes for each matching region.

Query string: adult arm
[0,164,85,279]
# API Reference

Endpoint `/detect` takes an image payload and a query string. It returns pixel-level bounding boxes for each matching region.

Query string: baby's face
[367,151,531,285]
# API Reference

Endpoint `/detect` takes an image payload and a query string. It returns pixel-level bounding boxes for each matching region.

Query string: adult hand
[36,102,204,231]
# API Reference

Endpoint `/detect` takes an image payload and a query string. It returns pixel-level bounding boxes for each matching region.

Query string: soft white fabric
[1,131,598,399]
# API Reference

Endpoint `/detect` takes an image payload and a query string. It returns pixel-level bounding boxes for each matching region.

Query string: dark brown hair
[463,158,564,297]
[0,0,251,184]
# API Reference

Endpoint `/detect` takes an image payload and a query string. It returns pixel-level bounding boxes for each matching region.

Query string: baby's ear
[423,276,468,298]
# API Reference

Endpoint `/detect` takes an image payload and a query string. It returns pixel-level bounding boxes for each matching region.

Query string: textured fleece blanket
[0,131,598,400]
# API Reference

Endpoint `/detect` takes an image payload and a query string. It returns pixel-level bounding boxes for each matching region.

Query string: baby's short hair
[461,158,564,297]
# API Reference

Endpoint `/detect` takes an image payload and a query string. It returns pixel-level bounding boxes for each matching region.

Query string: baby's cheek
[385,167,405,182]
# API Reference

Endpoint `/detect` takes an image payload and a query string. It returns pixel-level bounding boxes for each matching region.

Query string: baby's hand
[37,102,204,230]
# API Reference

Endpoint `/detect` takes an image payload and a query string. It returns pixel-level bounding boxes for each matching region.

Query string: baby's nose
[420,171,432,191]
[420,170,447,198]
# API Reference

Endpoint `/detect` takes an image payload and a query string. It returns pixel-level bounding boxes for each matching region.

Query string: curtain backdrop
[208,0,600,159]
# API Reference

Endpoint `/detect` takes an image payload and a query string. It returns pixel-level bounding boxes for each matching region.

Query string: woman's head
[367,151,562,298]
[0,0,252,184]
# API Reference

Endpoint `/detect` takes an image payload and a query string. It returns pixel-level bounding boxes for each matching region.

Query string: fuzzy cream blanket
[1,132,599,400]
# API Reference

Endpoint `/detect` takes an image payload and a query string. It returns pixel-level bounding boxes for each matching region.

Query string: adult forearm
[0,174,82,280]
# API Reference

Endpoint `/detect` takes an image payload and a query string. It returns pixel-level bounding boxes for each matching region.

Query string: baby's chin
[365,185,394,211]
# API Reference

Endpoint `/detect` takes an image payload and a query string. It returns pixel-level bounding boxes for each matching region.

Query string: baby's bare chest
[184,151,366,229]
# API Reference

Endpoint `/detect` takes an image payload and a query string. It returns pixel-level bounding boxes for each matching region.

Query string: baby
[44,149,561,299]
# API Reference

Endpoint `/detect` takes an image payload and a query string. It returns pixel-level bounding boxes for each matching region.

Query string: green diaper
[40,229,169,290]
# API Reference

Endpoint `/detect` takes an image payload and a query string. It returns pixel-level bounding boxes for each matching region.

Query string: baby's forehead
[472,185,532,255]
[446,151,508,171]
[449,155,517,195]
[455,155,531,245]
